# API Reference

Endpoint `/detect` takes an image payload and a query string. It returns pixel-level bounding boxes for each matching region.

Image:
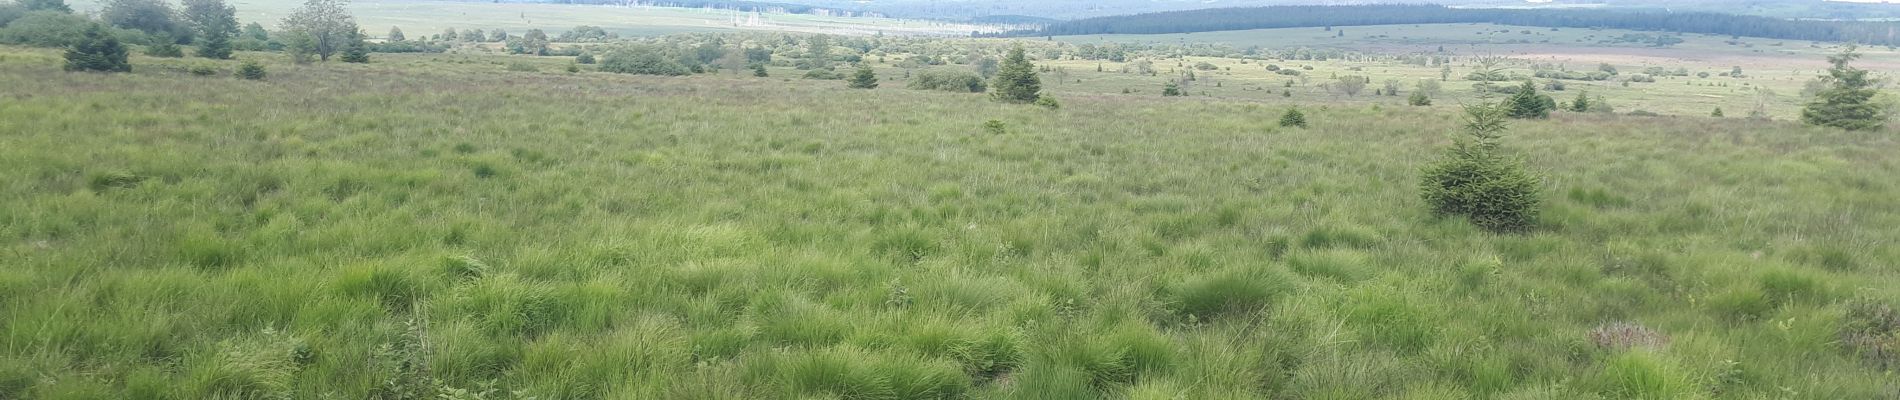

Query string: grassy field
[3,43,1900,400]
[65,0,994,38]
[1036,24,1900,119]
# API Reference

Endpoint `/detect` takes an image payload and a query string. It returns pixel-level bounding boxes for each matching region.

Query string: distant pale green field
[66,0,993,38]
[1036,24,1900,119]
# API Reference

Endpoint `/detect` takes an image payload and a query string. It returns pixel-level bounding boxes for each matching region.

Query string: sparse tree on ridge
[990,44,1041,103]
[1801,45,1887,131]
[281,0,355,62]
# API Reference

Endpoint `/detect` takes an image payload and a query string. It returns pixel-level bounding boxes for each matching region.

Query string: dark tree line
[998,5,1900,46]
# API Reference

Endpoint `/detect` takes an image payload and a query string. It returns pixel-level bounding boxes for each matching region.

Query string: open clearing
[2,44,1898,398]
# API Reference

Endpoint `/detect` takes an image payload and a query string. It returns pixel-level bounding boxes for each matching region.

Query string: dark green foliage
[1167,268,1290,321]
[751,63,768,77]
[102,0,187,40]
[1801,45,1886,131]
[599,49,689,76]
[188,64,217,76]
[1570,91,1591,112]
[1420,104,1542,232]
[1408,90,1431,106]
[1034,96,1060,110]
[22,0,71,12]
[574,53,595,64]
[182,0,236,59]
[144,40,183,57]
[0,11,91,48]
[1504,81,1553,119]
[1278,107,1306,128]
[339,25,369,63]
[908,69,985,93]
[1711,107,1724,117]
[65,24,132,73]
[195,31,231,59]
[1161,81,1182,97]
[990,44,1041,103]
[235,60,265,80]
[847,64,878,89]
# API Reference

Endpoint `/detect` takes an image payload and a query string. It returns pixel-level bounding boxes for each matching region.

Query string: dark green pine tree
[1569,90,1591,112]
[197,30,233,59]
[1419,104,1543,233]
[339,25,370,63]
[65,24,131,73]
[990,44,1042,103]
[752,63,768,77]
[1504,81,1551,119]
[847,64,878,89]
[1279,107,1307,128]
[1801,45,1886,131]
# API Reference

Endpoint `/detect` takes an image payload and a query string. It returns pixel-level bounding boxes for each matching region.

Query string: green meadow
[2,38,1899,400]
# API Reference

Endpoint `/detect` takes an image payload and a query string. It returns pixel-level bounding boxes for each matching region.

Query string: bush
[1419,105,1542,232]
[574,53,594,64]
[598,50,688,76]
[1408,91,1432,106]
[1034,96,1060,109]
[0,11,90,48]
[235,61,266,80]
[144,41,183,58]
[800,68,842,80]
[1503,81,1553,119]
[1279,108,1307,128]
[188,64,217,76]
[907,69,985,93]
[846,64,878,89]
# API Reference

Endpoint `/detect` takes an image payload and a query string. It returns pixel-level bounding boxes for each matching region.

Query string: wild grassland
[1,46,1899,399]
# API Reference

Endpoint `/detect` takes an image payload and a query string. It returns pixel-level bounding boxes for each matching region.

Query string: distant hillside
[999,4,1900,46]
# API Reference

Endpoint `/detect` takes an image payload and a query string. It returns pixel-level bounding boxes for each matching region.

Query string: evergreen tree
[387,27,404,42]
[1279,107,1307,128]
[1569,91,1590,112]
[1408,90,1432,106]
[338,23,369,63]
[1162,81,1183,96]
[1711,107,1724,118]
[1801,45,1886,131]
[64,24,131,73]
[1420,104,1542,232]
[1504,81,1552,119]
[752,63,768,77]
[990,44,1042,103]
[236,60,266,80]
[847,64,878,89]
[183,0,236,59]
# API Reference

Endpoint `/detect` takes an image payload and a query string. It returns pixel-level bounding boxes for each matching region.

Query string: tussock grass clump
[1419,104,1543,233]
[1165,267,1292,321]
[1587,322,1669,351]
[1595,351,1696,399]
[1840,298,1899,370]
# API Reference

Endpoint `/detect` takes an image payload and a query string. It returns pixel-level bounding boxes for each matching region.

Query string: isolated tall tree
[848,64,878,89]
[339,23,369,63]
[65,24,131,73]
[990,44,1041,103]
[281,0,353,62]
[386,26,404,42]
[182,0,237,59]
[1801,45,1886,131]
[22,0,70,12]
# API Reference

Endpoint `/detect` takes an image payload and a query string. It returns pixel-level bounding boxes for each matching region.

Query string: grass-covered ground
[2,46,1899,399]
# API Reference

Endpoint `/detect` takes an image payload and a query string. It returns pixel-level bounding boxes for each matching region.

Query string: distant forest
[998,5,1900,46]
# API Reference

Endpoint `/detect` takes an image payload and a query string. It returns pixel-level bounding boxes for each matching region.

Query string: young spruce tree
[339,23,370,63]
[990,44,1041,103]
[1420,104,1542,232]
[847,64,878,89]
[1504,81,1552,119]
[1801,45,1886,131]
[65,24,131,73]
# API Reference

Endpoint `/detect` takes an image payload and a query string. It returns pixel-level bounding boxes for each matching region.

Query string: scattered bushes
[1419,105,1542,232]
[907,69,986,93]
